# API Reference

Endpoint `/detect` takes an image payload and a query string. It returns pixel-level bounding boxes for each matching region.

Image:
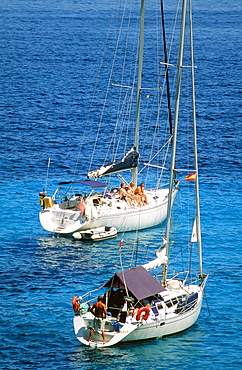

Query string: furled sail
[88,148,139,179]
[142,247,168,271]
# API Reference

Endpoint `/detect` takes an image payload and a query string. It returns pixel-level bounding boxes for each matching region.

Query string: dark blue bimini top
[104,266,166,301]
[58,179,107,189]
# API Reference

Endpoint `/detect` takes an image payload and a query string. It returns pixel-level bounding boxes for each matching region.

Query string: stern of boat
[73,313,132,347]
[39,203,88,235]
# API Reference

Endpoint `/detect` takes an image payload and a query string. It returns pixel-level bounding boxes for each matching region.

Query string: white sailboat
[38,0,178,237]
[72,0,208,347]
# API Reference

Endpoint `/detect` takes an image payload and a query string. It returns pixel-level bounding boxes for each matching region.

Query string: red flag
[186,173,196,181]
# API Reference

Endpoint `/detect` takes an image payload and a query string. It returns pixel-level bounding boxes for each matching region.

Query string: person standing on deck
[88,296,108,343]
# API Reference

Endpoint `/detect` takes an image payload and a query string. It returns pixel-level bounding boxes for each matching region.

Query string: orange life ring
[136,306,150,321]
[78,201,85,215]
[72,295,80,313]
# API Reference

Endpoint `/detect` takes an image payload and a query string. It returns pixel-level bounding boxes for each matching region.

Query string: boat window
[165,300,173,308]
[171,298,178,305]
[165,297,183,308]
[157,303,163,310]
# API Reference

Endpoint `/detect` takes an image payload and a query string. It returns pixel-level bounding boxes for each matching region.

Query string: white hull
[123,295,202,342]
[73,279,207,348]
[39,188,177,236]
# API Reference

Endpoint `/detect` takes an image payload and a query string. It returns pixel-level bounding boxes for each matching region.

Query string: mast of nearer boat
[189,0,203,277]
[162,0,188,285]
[132,0,145,186]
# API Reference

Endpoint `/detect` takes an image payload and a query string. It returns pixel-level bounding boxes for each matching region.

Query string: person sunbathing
[127,182,142,206]
[118,183,132,205]
[134,182,149,205]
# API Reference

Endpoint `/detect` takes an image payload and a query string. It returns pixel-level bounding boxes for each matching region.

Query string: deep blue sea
[0,0,241,369]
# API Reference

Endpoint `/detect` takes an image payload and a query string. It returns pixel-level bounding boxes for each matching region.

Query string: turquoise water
[1,0,241,369]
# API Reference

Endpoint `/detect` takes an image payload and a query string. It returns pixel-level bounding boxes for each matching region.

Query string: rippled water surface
[1,0,241,369]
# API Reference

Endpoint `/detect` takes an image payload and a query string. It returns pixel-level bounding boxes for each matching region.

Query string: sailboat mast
[133,0,145,186]
[189,0,203,276]
[163,0,187,285]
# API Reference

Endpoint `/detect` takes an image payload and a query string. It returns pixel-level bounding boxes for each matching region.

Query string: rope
[72,0,184,184]
[88,3,127,172]
[72,4,117,178]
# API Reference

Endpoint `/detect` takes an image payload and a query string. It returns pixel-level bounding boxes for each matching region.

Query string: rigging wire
[105,0,135,162]
[118,237,131,297]
[160,0,173,137]
[143,0,181,186]
[88,3,128,172]
[72,4,117,178]
[112,0,139,160]
[73,0,182,184]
